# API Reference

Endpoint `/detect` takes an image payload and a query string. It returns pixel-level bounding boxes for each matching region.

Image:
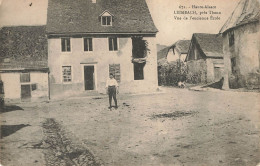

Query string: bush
[158,61,187,86]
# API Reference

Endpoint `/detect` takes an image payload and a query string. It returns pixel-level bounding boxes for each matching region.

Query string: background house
[46,0,158,96]
[185,33,224,84]
[167,40,190,63]
[157,40,190,86]
[0,26,49,101]
[220,0,260,89]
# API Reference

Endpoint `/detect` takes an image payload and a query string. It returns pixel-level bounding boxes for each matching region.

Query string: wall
[223,22,260,89]
[167,48,179,62]
[186,59,207,84]
[206,58,224,83]
[48,36,158,96]
[1,73,20,99]
[0,72,48,100]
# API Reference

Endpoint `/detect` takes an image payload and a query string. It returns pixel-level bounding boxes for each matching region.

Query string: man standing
[106,73,119,109]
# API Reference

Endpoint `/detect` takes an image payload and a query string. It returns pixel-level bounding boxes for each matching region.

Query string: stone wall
[223,22,260,89]
[186,59,207,84]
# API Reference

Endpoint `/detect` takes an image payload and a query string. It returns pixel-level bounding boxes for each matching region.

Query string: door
[84,66,95,90]
[21,85,31,101]
[214,67,223,82]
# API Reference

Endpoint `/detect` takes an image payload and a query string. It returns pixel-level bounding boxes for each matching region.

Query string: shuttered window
[109,64,120,83]
[20,73,30,83]
[62,66,72,82]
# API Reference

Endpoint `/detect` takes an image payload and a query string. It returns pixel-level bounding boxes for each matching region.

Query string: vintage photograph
[0,0,259,165]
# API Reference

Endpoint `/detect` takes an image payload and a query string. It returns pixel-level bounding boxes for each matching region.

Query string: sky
[0,0,239,46]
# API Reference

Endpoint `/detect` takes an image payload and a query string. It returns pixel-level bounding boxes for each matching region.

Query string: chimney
[92,0,96,3]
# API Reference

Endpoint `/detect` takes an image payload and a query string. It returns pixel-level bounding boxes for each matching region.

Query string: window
[231,57,236,74]
[20,73,30,83]
[134,63,145,80]
[228,31,234,46]
[31,84,37,91]
[102,16,112,26]
[84,38,93,52]
[109,37,118,51]
[61,38,71,52]
[62,66,72,82]
[109,64,120,83]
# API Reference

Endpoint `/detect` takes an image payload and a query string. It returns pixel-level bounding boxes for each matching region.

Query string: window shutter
[113,38,118,50]
[109,64,120,83]
[89,38,93,51]
[20,73,30,83]
[61,39,66,52]
[67,38,71,51]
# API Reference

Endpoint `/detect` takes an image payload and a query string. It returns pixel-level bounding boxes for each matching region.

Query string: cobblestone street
[0,87,259,166]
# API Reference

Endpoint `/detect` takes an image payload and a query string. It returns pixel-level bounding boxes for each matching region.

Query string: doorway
[84,66,95,90]
[21,85,31,101]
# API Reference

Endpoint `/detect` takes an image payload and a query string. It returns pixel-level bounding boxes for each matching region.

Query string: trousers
[108,86,117,107]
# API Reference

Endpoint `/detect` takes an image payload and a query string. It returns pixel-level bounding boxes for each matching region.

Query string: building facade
[0,26,49,101]
[186,33,224,84]
[47,0,158,96]
[220,0,260,89]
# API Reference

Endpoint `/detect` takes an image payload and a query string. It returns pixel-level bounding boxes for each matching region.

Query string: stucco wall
[0,72,48,100]
[223,22,260,89]
[206,59,224,83]
[186,59,207,84]
[1,73,20,99]
[48,36,158,96]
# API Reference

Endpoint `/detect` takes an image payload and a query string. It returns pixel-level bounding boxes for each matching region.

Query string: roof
[0,26,48,70]
[193,33,223,58]
[46,0,158,34]
[157,46,170,60]
[170,40,190,54]
[220,0,260,33]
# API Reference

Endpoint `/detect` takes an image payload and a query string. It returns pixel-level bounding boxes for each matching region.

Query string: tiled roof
[46,0,158,34]
[193,33,223,58]
[0,26,48,70]
[220,0,260,33]
[157,46,170,60]
[170,40,190,54]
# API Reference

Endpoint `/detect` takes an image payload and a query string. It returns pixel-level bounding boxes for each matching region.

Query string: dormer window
[100,10,113,26]
[102,16,112,26]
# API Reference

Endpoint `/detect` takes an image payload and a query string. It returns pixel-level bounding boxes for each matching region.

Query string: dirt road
[1,87,259,166]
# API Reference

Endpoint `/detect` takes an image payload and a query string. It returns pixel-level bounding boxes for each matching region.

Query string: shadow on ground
[0,105,24,113]
[0,124,30,138]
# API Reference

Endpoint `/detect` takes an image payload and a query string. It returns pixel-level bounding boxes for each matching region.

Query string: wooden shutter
[109,64,120,83]
[20,73,30,83]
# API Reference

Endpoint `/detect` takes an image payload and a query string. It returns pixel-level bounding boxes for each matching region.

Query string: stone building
[185,33,224,84]
[46,0,158,95]
[220,0,260,89]
[0,26,49,101]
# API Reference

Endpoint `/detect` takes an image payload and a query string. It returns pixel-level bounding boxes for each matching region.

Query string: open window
[61,38,71,52]
[134,63,145,80]
[132,36,149,80]
[84,38,93,51]
[108,37,118,51]
[228,31,234,47]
